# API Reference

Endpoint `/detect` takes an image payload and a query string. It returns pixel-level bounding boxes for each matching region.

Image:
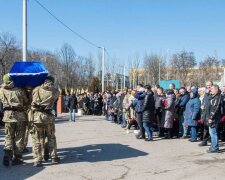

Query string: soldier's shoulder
[33,86,41,92]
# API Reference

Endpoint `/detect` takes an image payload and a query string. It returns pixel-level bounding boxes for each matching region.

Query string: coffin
[9,61,48,87]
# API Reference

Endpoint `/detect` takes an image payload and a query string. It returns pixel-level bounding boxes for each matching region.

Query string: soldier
[0,74,29,166]
[23,86,33,153]
[29,76,60,167]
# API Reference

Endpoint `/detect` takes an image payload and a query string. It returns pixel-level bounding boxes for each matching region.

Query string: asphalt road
[1,114,225,180]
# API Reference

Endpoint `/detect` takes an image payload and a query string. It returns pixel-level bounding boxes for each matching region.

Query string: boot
[12,158,23,165]
[198,141,207,146]
[34,161,42,167]
[22,148,29,154]
[52,157,60,164]
[168,128,173,139]
[44,146,50,162]
[164,129,173,139]
[3,149,13,167]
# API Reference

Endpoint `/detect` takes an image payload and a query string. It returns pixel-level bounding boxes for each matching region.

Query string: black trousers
[202,123,209,142]
[136,113,145,138]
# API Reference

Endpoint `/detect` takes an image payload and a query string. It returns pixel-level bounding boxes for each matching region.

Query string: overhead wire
[33,0,101,49]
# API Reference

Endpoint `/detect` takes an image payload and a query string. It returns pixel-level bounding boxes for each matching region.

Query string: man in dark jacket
[135,84,146,139]
[68,94,78,122]
[175,87,190,138]
[155,87,165,137]
[142,85,155,141]
[199,81,213,146]
[206,85,222,153]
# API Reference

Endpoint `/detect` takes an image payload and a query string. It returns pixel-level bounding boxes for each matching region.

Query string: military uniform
[29,77,59,166]
[23,87,33,153]
[0,75,29,166]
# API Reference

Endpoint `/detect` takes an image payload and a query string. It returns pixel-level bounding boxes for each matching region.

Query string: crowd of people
[1,77,225,168]
[101,81,225,153]
[63,92,104,122]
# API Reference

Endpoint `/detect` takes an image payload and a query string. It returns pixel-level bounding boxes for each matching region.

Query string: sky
[0,0,225,67]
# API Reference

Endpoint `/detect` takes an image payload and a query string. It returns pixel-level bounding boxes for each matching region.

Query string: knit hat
[3,74,12,84]
[191,88,198,97]
[46,76,55,83]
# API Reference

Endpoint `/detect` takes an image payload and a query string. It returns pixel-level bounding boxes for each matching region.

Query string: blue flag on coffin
[9,61,48,87]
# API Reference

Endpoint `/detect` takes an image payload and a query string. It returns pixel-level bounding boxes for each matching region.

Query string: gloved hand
[222,116,225,123]
[198,120,203,124]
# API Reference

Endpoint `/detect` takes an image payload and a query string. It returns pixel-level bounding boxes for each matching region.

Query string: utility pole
[123,65,126,90]
[23,0,27,62]
[101,47,105,92]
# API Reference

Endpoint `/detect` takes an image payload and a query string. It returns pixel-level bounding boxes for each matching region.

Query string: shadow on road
[0,128,46,180]
[58,143,148,163]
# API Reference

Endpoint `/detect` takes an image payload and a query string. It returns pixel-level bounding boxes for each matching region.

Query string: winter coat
[184,89,201,127]
[68,94,78,109]
[123,93,131,112]
[142,91,155,122]
[134,91,146,113]
[201,92,211,122]
[162,94,175,129]
[175,92,190,115]
[126,95,136,120]
[205,93,223,124]
[155,93,165,110]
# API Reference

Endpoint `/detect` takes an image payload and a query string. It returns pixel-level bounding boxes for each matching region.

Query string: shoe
[136,135,145,139]
[34,161,42,167]
[206,149,219,153]
[164,136,172,139]
[52,157,60,164]
[189,139,197,142]
[145,139,153,141]
[3,150,13,167]
[22,148,29,154]
[198,141,207,146]
[12,158,23,165]
[181,135,189,139]
[126,130,130,134]
[3,155,10,167]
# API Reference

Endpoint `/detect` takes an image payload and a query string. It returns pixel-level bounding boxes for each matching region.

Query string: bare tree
[131,53,141,88]
[0,32,19,80]
[144,53,166,85]
[198,56,221,86]
[58,43,76,87]
[170,50,196,86]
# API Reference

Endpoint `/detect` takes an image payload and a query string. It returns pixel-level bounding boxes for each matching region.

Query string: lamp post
[22,0,27,62]
[101,47,105,92]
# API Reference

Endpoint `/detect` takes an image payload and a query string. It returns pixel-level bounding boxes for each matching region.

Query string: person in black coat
[142,85,155,141]
[199,81,213,146]
[68,94,78,122]
[205,85,222,153]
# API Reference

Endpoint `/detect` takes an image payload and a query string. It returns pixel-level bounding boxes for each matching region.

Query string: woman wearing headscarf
[184,88,201,142]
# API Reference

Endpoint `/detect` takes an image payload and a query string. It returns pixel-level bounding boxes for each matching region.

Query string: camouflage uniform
[23,87,33,153]
[0,75,29,166]
[29,77,59,166]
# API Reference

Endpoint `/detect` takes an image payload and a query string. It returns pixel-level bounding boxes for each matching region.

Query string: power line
[105,49,113,61]
[33,0,101,49]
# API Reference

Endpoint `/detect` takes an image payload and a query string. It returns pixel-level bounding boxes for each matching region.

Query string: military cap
[46,76,55,83]
[3,74,12,84]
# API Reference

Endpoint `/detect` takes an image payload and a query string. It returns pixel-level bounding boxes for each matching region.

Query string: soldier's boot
[44,146,50,162]
[12,154,23,166]
[3,150,13,167]
[52,157,60,164]
[34,161,43,167]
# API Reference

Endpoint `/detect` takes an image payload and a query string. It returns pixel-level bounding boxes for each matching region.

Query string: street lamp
[23,0,27,62]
